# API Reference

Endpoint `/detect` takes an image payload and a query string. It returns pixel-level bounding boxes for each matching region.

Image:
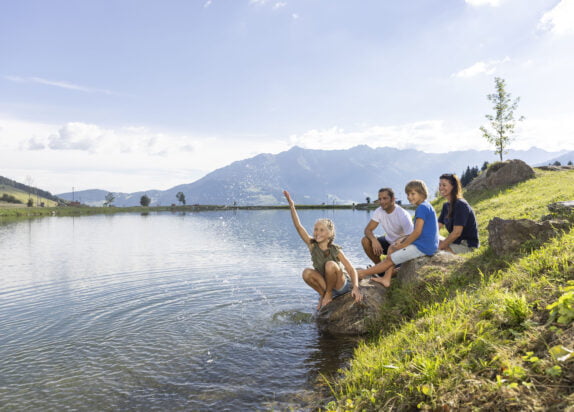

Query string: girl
[438,173,479,254]
[284,191,362,309]
[358,180,439,287]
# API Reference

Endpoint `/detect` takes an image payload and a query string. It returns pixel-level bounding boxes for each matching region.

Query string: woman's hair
[440,173,463,218]
[311,218,336,246]
[404,180,429,199]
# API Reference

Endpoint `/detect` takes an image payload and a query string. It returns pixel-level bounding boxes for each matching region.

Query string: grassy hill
[323,169,574,411]
[0,184,59,207]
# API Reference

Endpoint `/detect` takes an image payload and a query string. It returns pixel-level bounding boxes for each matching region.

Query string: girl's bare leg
[321,261,344,308]
[302,268,327,309]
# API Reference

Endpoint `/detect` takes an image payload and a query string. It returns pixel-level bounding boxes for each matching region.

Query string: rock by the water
[316,279,387,335]
[316,253,462,335]
[487,217,571,256]
[466,159,534,192]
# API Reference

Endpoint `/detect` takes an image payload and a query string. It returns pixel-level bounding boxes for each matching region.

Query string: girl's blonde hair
[405,180,429,199]
[312,218,336,245]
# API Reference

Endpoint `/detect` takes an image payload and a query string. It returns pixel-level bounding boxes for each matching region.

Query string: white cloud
[465,0,503,6]
[2,114,572,194]
[452,57,510,78]
[538,0,574,36]
[4,75,116,95]
[287,121,489,153]
[203,0,212,7]
[249,0,288,9]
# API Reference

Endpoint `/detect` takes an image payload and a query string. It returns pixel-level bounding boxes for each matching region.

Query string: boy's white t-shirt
[370,205,414,243]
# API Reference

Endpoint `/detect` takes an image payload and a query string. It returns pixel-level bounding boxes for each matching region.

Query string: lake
[0,209,376,411]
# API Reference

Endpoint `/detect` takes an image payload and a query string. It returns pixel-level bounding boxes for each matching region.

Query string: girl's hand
[283,190,294,206]
[352,286,363,303]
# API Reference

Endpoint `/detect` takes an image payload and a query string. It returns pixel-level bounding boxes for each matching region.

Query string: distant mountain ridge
[57,146,571,206]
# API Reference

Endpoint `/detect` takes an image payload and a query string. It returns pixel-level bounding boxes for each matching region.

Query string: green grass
[0,184,59,207]
[323,169,574,411]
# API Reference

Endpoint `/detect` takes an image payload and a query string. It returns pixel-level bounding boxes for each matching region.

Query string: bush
[1,193,22,204]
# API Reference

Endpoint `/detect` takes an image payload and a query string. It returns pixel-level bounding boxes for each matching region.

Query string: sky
[1,0,573,195]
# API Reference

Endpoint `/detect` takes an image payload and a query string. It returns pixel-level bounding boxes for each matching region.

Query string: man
[362,188,414,264]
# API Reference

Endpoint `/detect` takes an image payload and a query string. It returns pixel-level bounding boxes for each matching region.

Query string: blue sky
[1,0,573,194]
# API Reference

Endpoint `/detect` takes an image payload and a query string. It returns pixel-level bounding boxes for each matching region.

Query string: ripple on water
[0,212,366,410]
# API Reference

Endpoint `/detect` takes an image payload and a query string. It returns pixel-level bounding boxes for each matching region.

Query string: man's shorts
[389,244,425,265]
[377,236,391,255]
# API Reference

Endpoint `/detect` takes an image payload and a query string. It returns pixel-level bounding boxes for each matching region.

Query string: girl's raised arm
[283,190,312,247]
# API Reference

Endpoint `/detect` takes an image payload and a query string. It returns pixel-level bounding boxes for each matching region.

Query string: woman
[437,173,479,254]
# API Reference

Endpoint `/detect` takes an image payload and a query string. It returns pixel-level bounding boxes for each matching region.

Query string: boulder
[466,159,535,192]
[487,217,571,256]
[316,279,387,335]
[548,200,574,216]
[537,165,574,171]
[316,253,463,335]
[397,252,464,286]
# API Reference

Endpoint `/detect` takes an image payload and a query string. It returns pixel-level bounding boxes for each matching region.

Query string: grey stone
[537,165,574,171]
[466,159,535,192]
[548,200,574,215]
[316,279,387,335]
[487,217,571,256]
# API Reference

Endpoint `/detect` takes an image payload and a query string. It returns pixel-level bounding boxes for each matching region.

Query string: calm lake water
[0,209,375,411]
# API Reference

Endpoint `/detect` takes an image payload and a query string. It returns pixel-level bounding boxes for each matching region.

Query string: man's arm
[364,219,383,255]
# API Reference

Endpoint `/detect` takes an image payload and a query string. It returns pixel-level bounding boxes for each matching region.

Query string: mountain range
[57,145,573,206]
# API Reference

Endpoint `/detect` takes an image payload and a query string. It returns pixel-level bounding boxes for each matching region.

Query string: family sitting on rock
[284,173,479,309]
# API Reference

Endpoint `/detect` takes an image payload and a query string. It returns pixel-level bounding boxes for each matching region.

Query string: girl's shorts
[332,274,352,298]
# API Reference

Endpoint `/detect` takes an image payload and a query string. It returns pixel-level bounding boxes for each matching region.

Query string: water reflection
[0,210,374,411]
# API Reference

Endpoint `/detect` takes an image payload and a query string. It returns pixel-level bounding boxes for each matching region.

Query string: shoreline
[0,202,394,219]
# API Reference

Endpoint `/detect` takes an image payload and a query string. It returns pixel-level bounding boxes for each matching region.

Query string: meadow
[323,169,574,410]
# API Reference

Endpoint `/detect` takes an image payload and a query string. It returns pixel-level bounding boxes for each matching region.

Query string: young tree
[140,194,151,207]
[480,77,524,162]
[176,192,186,205]
[104,192,115,207]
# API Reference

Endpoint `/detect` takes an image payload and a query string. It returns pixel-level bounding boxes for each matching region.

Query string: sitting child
[358,180,439,287]
[284,190,363,309]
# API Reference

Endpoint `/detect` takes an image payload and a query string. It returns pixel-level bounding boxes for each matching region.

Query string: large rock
[316,279,387,335]
[316,253,463,335]
[548,200,574,216]
[487,217,571,256]
[537,165,574,171]
[466,159,535,192]
[397,252,464,285]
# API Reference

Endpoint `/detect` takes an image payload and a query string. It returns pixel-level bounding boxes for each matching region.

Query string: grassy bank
[323,169,574,411]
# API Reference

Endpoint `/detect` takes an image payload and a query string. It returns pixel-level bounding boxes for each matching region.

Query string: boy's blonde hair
[405,180,429,199]
[312,218,336,245]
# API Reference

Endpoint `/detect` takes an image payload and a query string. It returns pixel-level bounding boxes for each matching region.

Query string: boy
[358,180,439,287]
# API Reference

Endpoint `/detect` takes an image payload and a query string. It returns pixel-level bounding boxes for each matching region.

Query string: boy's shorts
[389,244,425,265]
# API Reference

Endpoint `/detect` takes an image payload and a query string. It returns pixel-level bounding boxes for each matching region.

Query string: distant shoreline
[0,203,400,219]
